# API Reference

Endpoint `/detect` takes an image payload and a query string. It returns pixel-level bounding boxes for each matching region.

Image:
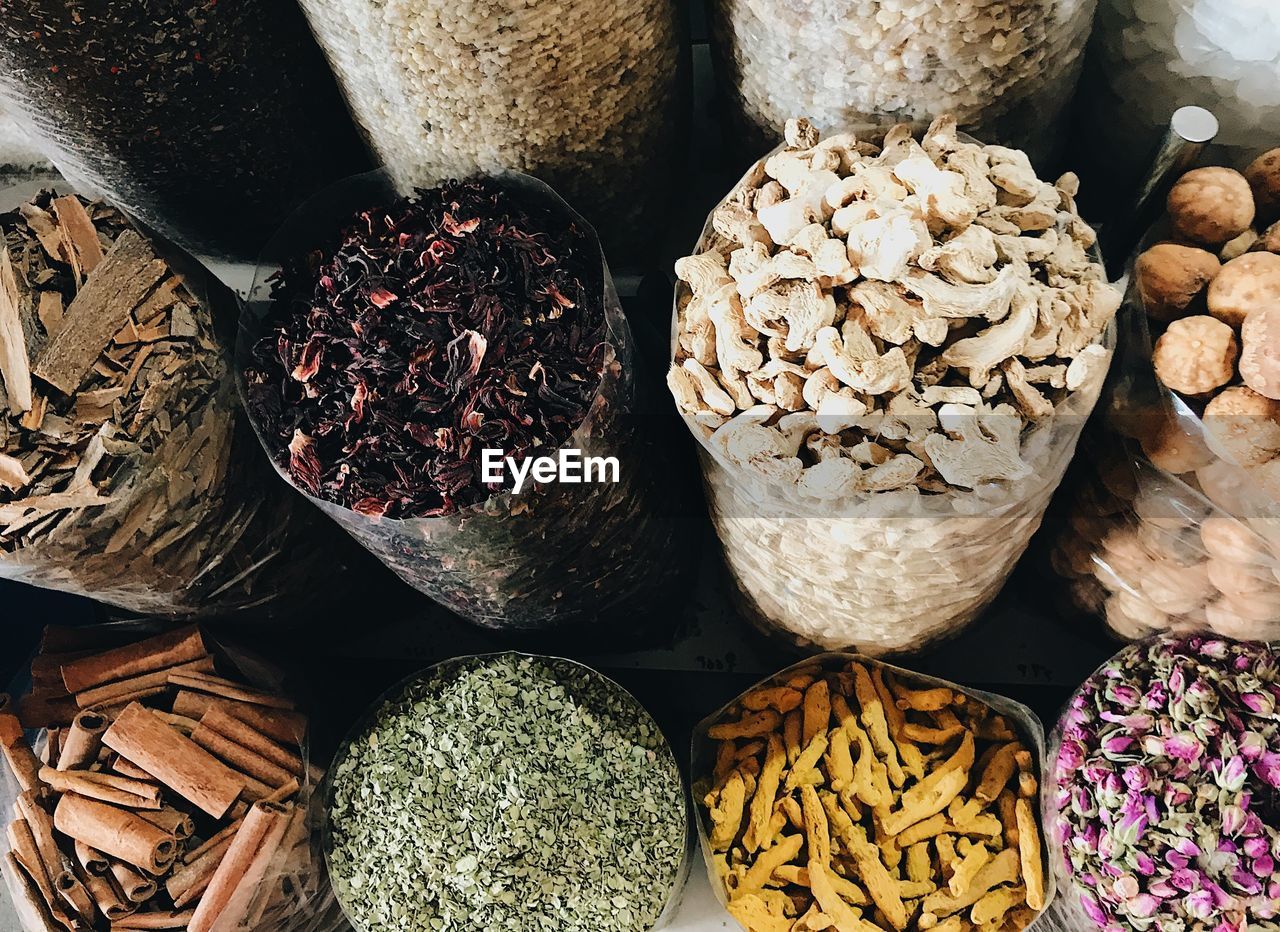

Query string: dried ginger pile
[670,116,1120,498]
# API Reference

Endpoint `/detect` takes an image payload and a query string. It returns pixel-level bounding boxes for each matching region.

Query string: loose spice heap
[670,116,1120,496]
[0,191,322,616]
[327,655,687,932]
[246,178,610,518]
[701,660,1047,932]
[0,626,326,932]
[1050,636,1280,931]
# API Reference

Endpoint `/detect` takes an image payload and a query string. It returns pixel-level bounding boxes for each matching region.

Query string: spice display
[0,1,369,260]
[243,173,687,630]
[293,0,684,255]
[1078,0,1280,198]
[708,0,1096,164]
[1051,153,1280,642]
[0,190,337,617]
[669,116,1119,654]
[0,625,338,932]
[1047,635,1280,931]
[326,654,688,932]
[696,655,1049,932]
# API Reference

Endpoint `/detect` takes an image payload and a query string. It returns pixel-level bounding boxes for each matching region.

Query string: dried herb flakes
[327,654,687,932]
[246,178,609,519]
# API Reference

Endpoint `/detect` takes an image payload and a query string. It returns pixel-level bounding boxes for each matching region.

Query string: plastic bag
[238,169,690,632]
[708,0,1095,166]
[0,0,369,262]
[323,652,690,932]
[1050,225,1280,643]
[691,652,1057,930]
[0,183,345,619]
[0,622,344,932]
[672,140,1116,657]
[292,0,688,258]
[1043,635,1280,932]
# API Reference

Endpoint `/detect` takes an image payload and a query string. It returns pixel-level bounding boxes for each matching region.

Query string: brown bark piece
[51,196,105,275]
[0,246,33,412]
[33,231,167,395]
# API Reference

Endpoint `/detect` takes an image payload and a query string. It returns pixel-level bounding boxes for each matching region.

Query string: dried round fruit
[1202,385,1280,467]
[1138,415,1215,475]
[1240,304,1280,400]
[1206,251,1280,329]
[1244,147,1280,226]
[1151,315,1239,396]
[1166,167,1256,247]
[1134,243,1219,322]
[1261,220,1280,255]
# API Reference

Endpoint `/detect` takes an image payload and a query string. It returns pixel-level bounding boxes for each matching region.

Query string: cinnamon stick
[76,657,216,711]
[166,672,295,711]
[16,692,80,730]
[198,705,303,778]
[60,626,206,695]
[109,756,154,782]
[52,794,176,876]
[16,791,69,883]
[6,817,62,926]
[190,724,294,789]
[136,807,194,841]
[108,860,156,903]
[111,909,196,929]
[39,767,162,810]
[0,710,43,793]
[56,708,109,770]
[81,868,134,921]
[51,196,105,275]
[42,729,60,767]
[53,869,96,923]
[1,851,62,932]
[101,703,245,819]
[166,834,233,909]
[171,693,305,747]
[187,800,290,932]
[73,841,110,876]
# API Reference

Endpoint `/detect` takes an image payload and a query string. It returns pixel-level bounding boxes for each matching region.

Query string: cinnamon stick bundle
[0,710,43,793]
[40,767,162,810]
[53,794,177,876]
[76,659,216,712]
[61,627,207,695]
[102,704,245,819]
[109,860,157,904]
[196,706,303,778]
[165,673,295,712]
[81,868,134,922]
[170,694,305,748]
[189,725,294,790]
[2,851,63,932]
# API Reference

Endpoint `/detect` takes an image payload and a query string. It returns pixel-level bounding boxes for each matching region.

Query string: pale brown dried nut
[1106,590,1170,638]
[1201,516,1272,565]
[1205,597,1280,640]
[1137,558,1212,614]
[1207,252,1280,329]
[1240,304,1280,400]
[1167,167,1255,247]
[1202,386,1280,467]
[1134,243,1219,323]
[1244,147,1280,226]
[1207,557,1280,598]
[1139,415,1215,475]
[1151,316,1238,396]
[1195,460,1251,515]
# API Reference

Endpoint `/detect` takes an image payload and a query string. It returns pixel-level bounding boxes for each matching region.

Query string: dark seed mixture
[0,0,369,259]
[244,178,610,519]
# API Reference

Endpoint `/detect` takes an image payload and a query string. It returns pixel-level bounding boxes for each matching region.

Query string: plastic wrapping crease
[0,622,345,932]
[238,169,688,632]
[673,145,1116,657]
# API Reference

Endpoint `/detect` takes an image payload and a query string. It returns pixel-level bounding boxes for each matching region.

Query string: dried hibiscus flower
[244,177,609,518]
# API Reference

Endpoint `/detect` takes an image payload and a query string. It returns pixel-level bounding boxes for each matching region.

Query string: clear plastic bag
[1050,226,1280,643]
[673,144,1116,657]
[292,0,688,259]
[691,652,1057,930]
[0,622,344,932]
[0,0,370,261]
[0,184,345,620]
[1043,635,1280,932]
[238,169,690,632]
[708,0,1096,166]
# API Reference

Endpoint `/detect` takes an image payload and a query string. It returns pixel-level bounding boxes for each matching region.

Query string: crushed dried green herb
[326,654,687,932]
